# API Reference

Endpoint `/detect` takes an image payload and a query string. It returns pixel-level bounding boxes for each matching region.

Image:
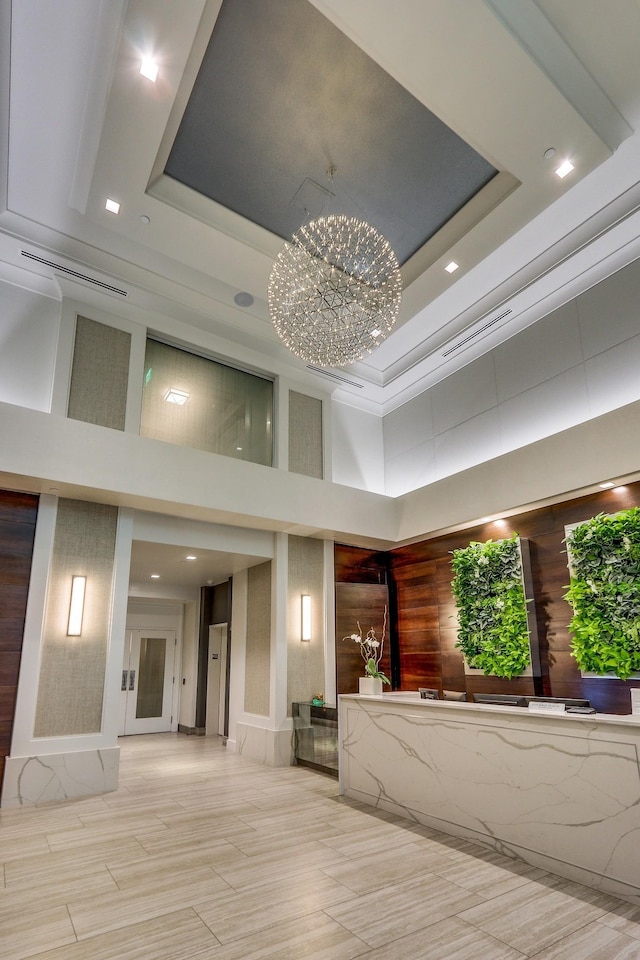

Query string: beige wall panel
[68,316,130,430]
[289,391,323,478]
[244,561,271,716]
[34,500,118,737]
[287,535,325,713]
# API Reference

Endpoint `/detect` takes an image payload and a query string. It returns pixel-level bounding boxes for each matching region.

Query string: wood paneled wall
[0,490,38,790]
[337,482,640,714]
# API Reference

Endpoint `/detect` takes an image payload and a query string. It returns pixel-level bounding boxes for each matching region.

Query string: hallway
[1,733,640,959]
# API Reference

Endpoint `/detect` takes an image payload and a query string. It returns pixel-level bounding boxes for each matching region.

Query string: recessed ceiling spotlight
[543,147,556,160]
[105,198,120,214]
[445,261,459,274]
[140,215,150,225]
[370,328,382,338]
[140,58,158,82]
[150,573,160,579]
[555,159,574,179]
[236,446,243,451]
[185,555,197,561]
[234,291,254,308]
[164,388,189,405]
[599,481,615,489]
[494,518,508,527]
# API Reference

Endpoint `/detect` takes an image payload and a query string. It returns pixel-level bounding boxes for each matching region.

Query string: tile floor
[1,733,640,960]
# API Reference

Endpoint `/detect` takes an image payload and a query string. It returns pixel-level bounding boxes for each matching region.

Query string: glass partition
[140,339,273,466]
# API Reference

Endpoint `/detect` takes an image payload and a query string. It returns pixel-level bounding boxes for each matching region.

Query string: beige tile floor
[2,733,640,960]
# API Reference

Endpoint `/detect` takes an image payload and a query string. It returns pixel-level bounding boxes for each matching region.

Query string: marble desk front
[339,694,640,904]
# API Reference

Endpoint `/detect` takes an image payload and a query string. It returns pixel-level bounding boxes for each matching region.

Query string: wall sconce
[301,594,311,641]
[67,575,86,636]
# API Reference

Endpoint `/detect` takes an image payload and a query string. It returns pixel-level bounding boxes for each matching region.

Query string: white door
[206,623,227,737]
[119,629,176,735]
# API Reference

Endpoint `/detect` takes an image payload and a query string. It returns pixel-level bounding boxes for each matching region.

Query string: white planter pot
[359,676,383,696]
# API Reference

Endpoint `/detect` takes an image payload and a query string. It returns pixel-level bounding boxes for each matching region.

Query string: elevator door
[119,630,176,735]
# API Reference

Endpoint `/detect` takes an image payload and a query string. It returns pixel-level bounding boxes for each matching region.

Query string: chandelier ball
[268,215,402,366]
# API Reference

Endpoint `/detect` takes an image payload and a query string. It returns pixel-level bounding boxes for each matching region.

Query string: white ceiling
[3,0,640,594]
[128,539,266,597]
[3,0,640,417]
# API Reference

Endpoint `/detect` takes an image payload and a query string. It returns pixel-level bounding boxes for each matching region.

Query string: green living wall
[565,508,640,680]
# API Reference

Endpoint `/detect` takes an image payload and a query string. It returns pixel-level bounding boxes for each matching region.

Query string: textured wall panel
[287,536,324,712]
[68,316,130,430]
[244,561,271,716]
[289,391,323,478]
[34,500,118,737]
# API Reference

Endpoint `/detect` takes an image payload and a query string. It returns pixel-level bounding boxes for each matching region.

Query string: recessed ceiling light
[370,329,382,338]
[599,481,615,488]
[164,388,189,405]
[445,261,459,274]
[150,573,160,579]
[140,215,150,225]
[185,555,197,561]
[236,446,243,451]
[140,58,158,82]
[105,198,120,214]
[555,160,574,179]
[543,147,556,160]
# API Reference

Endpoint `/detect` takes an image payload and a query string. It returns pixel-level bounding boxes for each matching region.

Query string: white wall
[0,279,60,412]
[384,256,640,496]
[331,399,385,493]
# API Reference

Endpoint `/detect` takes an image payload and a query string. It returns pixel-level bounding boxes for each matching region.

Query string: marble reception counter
[339,694,640,904]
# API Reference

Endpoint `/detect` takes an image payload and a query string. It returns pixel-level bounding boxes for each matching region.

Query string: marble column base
[232,723,294,766]
[1,747,120,807]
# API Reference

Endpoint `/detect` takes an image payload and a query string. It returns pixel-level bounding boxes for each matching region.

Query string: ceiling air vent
[442,308,512,357]
[306,364,365,388]
[21,251,128,296]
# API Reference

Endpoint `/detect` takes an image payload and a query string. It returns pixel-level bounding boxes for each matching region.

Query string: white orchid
[343,607,390,685]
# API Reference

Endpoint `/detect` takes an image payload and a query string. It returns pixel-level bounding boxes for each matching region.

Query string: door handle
[128,669,136,691]
[121,670,128,691]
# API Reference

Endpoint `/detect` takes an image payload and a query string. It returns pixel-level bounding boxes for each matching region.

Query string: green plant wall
[565,508,640,679]
[451,534,531,679]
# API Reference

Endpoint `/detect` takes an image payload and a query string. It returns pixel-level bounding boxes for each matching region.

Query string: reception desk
[339,693,640,904]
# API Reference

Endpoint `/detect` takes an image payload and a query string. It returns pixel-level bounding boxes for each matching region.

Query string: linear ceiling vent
[306,364,365,388]
[21,251,128,296]
[442,308,512,357]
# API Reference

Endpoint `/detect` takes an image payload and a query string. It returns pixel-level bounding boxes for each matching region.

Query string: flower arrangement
[344,606,390,684]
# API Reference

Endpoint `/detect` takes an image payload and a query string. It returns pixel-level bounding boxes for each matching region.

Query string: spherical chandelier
[268,214,402,366]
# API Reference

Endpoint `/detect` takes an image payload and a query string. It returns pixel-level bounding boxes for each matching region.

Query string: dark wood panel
[334,544,387,584]
[0,491,38,525]
[0,585,29,620]
[335,582,389,695]
[0,555,34,585]
[0,652,21,686]
[0,488,37,797]
[465,674,536,699]
[388,479,640,714]
[0,520,37,558]
[0,620,25,651]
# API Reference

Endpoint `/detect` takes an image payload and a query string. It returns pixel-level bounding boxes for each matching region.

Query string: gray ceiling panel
[165,0,497,264]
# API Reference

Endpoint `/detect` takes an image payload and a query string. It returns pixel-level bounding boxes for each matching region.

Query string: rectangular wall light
[67,575,86,636]
[301,594,311,641]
